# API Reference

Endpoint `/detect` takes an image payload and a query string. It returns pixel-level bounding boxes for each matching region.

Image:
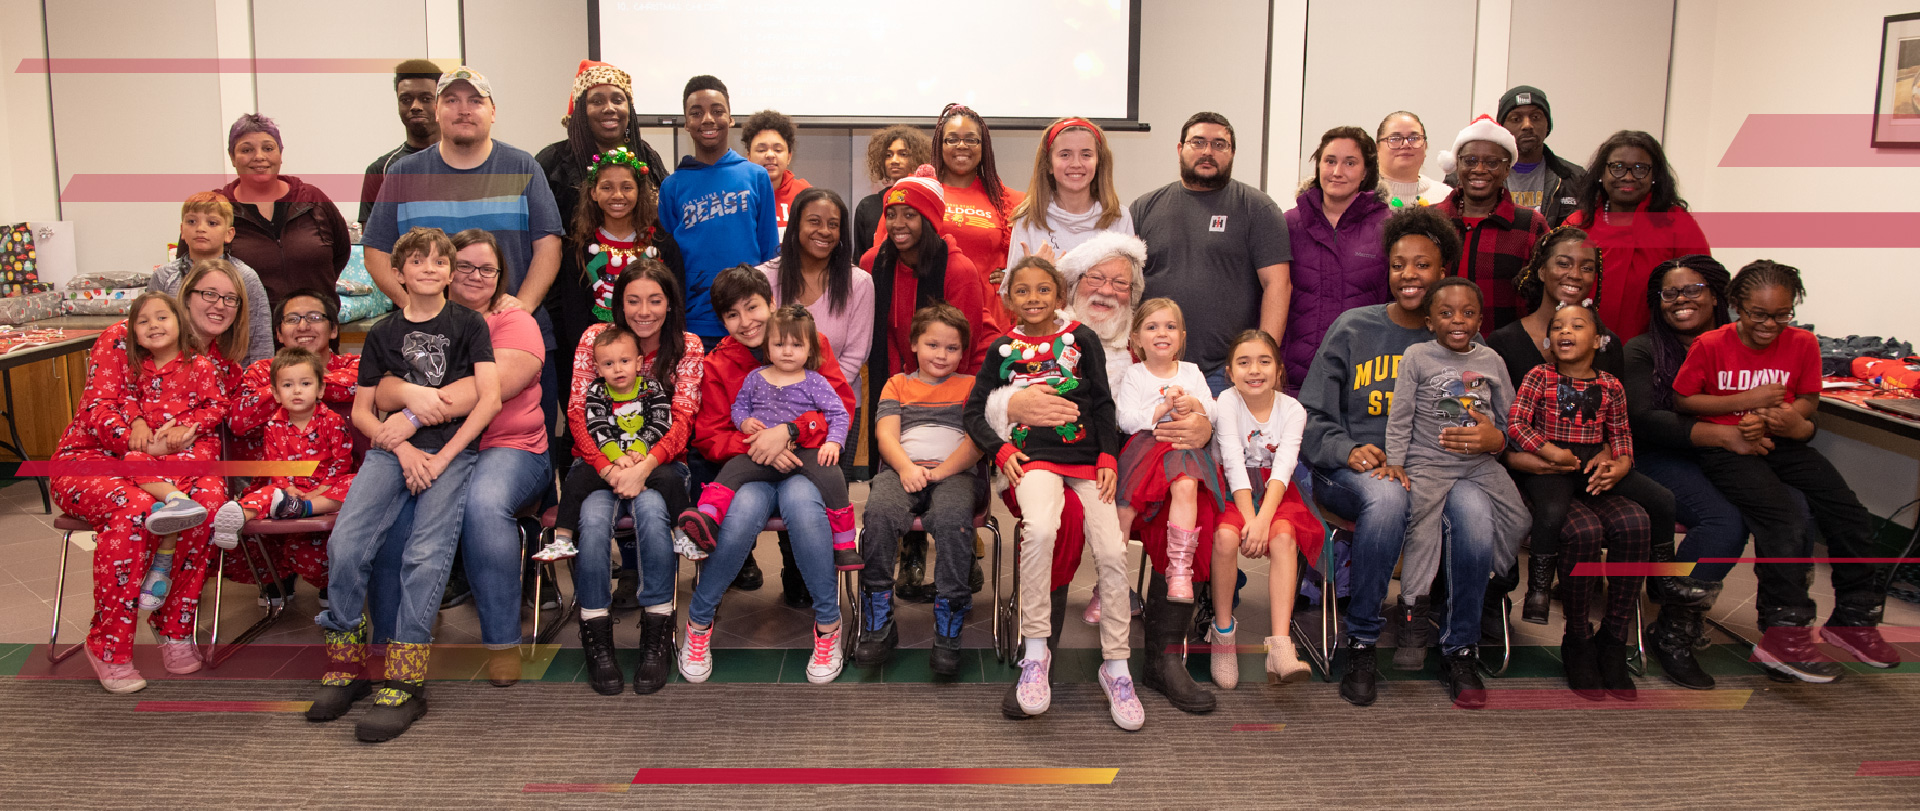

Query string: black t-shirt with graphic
[358,300,494,452]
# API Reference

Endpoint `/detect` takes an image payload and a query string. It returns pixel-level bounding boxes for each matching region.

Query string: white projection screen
[594,0,1138,122]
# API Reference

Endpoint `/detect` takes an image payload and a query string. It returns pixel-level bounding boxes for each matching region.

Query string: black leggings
[712,446,849,510]
[555,460,692,535]
[1520,442,1675,559]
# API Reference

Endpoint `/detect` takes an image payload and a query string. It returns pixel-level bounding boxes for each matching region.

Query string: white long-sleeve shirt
[1212,386,1306,499]
[1115,360,1213,435]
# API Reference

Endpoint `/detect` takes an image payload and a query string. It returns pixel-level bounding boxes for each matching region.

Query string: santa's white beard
[1075,294,1130,347]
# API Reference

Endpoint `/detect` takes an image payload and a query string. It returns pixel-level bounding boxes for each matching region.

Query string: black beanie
[1498,85,1552,132]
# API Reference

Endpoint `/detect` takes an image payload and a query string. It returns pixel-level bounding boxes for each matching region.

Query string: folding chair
[840,464,1002,663]
[529,505,592,645]
[1293,495,1350,683]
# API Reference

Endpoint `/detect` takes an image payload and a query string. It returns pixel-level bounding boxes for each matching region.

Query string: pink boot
[828,506,861,571]
[1164,525,1200,603]
[676,484,736,553]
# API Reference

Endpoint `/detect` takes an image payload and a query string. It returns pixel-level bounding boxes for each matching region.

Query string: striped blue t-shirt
[364,141,563,347]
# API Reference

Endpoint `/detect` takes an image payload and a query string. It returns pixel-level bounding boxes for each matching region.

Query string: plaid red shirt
[1436,190,1548,336]
[1507,364,1633,459]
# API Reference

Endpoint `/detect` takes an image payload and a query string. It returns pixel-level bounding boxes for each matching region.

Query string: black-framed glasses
[942,135,981,147]
[280,312,332,326]
[455,261,500,279]
[1382,134,1425,147]
[1657,283,1709,302]
[1183,137,1232,153]
[187,288,240,308]
[1606,162,1653,180]
[1741,306,1795,325]
[1457,156,1509,171]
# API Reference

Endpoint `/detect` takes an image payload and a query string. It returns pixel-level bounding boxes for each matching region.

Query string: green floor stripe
[0,642,31,677]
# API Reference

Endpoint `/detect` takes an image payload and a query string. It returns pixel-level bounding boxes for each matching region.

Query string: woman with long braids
[536,60,671,260]
[931,103,1025,333]
[1621,254,1751,689]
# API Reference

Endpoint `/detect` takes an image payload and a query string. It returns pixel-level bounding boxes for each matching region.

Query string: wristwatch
[784,422,800,443]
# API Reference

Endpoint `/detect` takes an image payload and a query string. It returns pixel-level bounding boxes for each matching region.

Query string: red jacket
[859,233,991,376]
[219,174,352,308]
[693,332,855,464]
[773,171,813,231]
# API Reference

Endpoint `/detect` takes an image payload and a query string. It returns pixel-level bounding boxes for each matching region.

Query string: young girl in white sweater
[1208,330,1323,688]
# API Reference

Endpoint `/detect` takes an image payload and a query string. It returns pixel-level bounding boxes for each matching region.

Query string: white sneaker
[806,627,844,684]
[144,496,207,537]
[209,501,245,550]
[1099,665,1146,731]
[678,621,713,683]
[532,537,578,561]
[159,636,203,675]
[672,529,708,561]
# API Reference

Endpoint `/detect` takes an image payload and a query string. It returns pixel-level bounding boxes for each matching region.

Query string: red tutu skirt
[1215,482,1323,565]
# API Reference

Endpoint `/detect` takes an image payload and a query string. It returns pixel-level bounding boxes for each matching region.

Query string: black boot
[579,615,623,696]
[1141,571,1216,714]
[778,535,810,608]
[897,532,931,603]
[931,596,968,677]
[732,553,764,591]
[1004,587,1070,719]
[1392,597,1433,671]
[1338,637,1379,707]
[1648,546,1713,605]
[1562,626,1604,700]
[355,680,428,742]
[1522,552,1556,625]
[634,610,675,694]
[1438,649,1487,709]
[1649,604,1714,690]
[1594,627,1637,700]
[853,588,898,668]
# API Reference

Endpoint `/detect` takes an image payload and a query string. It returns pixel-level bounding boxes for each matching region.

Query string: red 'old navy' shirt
[1670,323,1821,426]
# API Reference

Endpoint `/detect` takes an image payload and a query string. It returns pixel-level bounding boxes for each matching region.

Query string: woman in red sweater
[1563,130,1711,339]
[932,103,1025,333]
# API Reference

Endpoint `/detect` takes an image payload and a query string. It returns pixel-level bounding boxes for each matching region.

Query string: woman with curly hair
[853,125,934,260]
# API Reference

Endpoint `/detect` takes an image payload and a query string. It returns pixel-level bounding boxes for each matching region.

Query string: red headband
[1045,117,1103,147]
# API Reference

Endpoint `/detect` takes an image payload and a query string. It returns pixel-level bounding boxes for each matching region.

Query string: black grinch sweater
[964,320,1119,480]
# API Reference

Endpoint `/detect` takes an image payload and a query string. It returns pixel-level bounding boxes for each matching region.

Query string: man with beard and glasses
[981,233,1223,717]
[359,60,442,225]
[1130,112,1292,395]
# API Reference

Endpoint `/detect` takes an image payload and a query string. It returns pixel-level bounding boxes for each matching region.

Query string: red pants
[52,473,226,664]
[222,483,343,588]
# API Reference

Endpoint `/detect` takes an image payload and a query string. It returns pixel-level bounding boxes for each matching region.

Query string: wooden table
[0,317,117,512]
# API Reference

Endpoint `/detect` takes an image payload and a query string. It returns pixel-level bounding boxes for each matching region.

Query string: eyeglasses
[1381,134,1425,147]
[1457,156,1509,171]
[942,135,981,147]
[1657,283,1709,302]
[1080,272,1133,294]
[1183,138,1233,154]
[1741,306,1795,325]
[455,261,500,279]
[1606,162,1653,180]
[280,312,332,326]
[187,288,240,308]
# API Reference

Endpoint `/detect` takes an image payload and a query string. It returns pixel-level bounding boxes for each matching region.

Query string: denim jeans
[316,447,477,645]
[459,447,551,647]
[688,475,839,626]
[1638,449,1748,582]
[573,461,686,612]
[1316,464,1499,652]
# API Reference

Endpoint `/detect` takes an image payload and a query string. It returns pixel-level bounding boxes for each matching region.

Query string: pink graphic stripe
[1691,213,1920,248]
[17,460,316,477]
[628,768,1118,785]
[1718,114,1920,167]
[1569,562,1696,577]
[1856,761,1920,777]
[59,173,532,204]
[16,58,425,74]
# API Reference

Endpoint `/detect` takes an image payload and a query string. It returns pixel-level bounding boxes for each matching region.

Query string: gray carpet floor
[5,671,1920,809]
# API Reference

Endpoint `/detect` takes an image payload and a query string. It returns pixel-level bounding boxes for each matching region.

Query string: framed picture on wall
[1872,12,1920,147]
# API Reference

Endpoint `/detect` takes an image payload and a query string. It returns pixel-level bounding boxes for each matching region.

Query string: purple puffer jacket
[1281,187,1391,391]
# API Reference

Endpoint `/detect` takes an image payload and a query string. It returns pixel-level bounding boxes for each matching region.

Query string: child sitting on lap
[539,327,683,561]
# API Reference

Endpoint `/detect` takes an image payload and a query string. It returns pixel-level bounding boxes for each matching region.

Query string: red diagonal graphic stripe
[1719,114,1920,167]
[628,768,1118,785]
[16,58,426,74]
[1691,213,1920,248]
[58,173,536,205]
